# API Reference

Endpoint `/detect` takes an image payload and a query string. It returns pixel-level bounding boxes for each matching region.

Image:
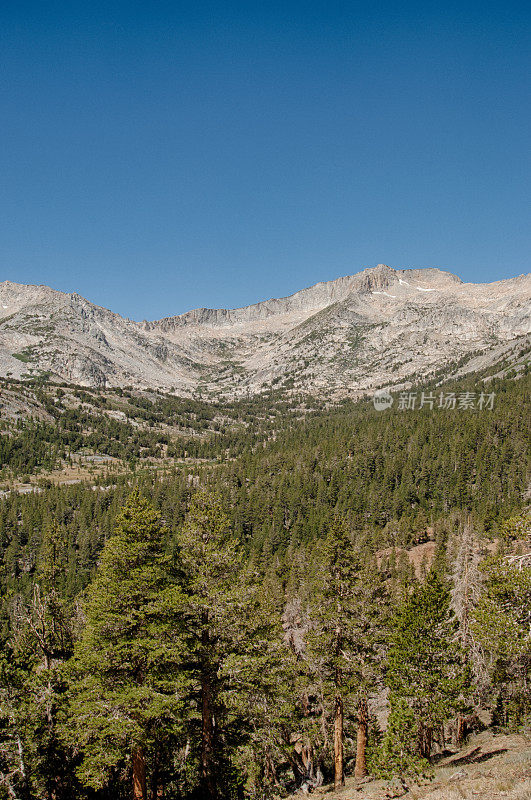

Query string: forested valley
[0,367,529,800]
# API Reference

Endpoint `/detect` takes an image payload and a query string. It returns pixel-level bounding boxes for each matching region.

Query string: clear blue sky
[1,2,529,320]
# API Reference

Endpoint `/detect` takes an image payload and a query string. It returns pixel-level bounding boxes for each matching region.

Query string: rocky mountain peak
[357,264,395,292]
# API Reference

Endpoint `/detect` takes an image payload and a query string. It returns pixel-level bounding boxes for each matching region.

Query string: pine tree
[350,559,389,779]
[63,491,188,799]
[174,489,243,800]
[0,522,76,800]
[307,516,388,788]
[384,569,471,772]
[226,573,301,798]
[277,591,326,791]
[0,644,34,800]
[376,696,431,779]
[450,517,486,734]
[472,553,531,727]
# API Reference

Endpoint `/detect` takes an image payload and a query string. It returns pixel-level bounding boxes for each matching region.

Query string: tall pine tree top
[64,491,189,791]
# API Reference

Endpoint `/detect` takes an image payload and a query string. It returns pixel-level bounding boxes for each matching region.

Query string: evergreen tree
[383,569,470,773]
[472,553,531,727]
[450,518,486,730]
[0,522,76,800]
[63,491,188,800]
[225,576,300,798]
[376,696,431,779]
[350,559,389,779]
[0,643,33,800]
[307,516,388,788]
[175,489,243,800]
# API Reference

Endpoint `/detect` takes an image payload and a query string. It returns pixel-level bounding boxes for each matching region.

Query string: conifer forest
[0,366,529,800]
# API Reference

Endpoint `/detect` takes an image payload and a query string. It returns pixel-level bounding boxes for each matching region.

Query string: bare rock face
[0,265,529,398]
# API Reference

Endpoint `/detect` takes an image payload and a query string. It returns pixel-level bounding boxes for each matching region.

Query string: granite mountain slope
[0,264,529,397]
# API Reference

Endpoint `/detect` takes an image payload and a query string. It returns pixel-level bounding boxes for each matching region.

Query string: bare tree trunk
[334,694,344,789]
[132,747,147,800]
[301,742,315,783]
[201,615,217,800]
[332,601,344,791]
[150,752,164,800]
[419,726,433,760]
[265,747,279,787]
[354,696,369,778]
[455,714,466,746]
[201,674,215,798]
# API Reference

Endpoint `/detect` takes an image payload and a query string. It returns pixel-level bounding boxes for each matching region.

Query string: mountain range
[0,264,529,397]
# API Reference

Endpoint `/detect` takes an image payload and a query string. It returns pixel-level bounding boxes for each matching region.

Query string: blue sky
[1,2,529,320]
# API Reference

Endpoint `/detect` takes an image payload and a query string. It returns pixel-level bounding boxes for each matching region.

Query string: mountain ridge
[0,264,529,397]
[144,265,465,328]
